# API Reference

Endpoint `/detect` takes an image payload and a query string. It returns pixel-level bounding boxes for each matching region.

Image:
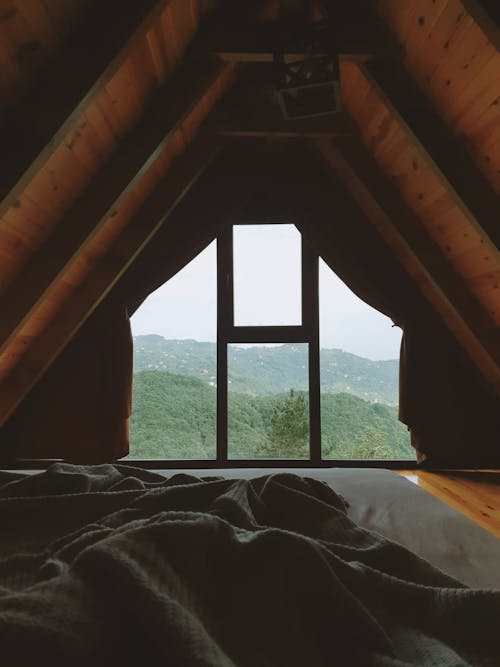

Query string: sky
[131,225,403,360]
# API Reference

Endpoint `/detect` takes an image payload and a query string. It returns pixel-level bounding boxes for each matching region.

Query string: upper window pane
[233,224,302,326]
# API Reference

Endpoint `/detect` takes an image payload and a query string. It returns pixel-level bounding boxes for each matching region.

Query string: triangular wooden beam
[0,0,171,218]
[0,58,227,361]
[0,132,225,426]
[461,0,500,51]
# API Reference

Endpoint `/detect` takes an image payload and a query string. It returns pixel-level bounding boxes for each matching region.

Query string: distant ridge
[133,335,399,405]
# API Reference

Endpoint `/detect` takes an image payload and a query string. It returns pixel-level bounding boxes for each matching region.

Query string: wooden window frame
[217,223,321,464]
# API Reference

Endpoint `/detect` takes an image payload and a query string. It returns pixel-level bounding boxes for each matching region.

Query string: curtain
[399,321,499,465]
[0,143,267,463]
[1,303,132,463]
[285,145,499,465]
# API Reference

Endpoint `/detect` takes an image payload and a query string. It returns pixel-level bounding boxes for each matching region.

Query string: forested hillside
[129,370,413,460]
[133,336,399,404]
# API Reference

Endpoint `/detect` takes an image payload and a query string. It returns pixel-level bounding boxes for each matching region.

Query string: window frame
[217,223,321,464]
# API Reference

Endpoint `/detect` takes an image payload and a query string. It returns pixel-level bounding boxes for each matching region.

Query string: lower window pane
[227,343,309,459]
[127,242,217,459]
[130,363,216,459]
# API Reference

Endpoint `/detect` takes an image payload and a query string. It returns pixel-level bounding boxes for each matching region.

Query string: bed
[0,463,498,666]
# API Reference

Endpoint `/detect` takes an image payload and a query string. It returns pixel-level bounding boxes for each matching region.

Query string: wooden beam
[315,137,500,396]
[0,58,226,360]
[460,0,500,51]
[195,1,401,63]
[0,133,225,426]
[0,0,170,218]
[208,66,356,138]
[361,61,500,251]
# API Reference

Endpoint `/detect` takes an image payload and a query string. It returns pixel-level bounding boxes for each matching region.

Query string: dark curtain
[0,143,268,463]
[285,145,499,465]
[1,303,132,463]
[1,142,498,465]
[398,322,499,465]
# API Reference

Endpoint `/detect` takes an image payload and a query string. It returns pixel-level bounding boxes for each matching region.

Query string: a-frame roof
[0,0,498,426]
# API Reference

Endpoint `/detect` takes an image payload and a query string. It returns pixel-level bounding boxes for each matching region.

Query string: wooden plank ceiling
[0,0,498,425]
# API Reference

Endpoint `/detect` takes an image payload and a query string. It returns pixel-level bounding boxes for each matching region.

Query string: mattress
[153,467,500,589]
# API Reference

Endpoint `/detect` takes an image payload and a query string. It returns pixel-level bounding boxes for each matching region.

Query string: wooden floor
[397,470,500,538]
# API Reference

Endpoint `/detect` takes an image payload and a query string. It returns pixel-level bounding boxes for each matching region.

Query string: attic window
[128,223,412,464]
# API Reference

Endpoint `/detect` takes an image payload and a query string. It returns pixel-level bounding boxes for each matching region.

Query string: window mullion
[217,229,233,464]
[302,238,321,464]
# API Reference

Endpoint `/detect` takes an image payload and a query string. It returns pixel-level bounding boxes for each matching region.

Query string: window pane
[228,343,309,459]
[233,224,302,326]
[319,260,413,460]
[128,243,217,459]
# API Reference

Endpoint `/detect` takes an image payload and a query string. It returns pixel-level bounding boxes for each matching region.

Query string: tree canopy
[128,371,413,460]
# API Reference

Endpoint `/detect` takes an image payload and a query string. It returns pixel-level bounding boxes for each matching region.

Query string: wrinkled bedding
[153,466,500,588]
[0,464,498,666]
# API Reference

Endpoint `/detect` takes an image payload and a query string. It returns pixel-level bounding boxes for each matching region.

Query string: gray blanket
[0,464,498,666]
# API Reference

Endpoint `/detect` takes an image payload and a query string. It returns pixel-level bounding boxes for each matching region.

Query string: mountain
[129,370,412,460]
[133,335,399,405]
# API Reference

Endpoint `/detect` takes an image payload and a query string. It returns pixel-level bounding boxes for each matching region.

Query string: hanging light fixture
[273,5,341,120]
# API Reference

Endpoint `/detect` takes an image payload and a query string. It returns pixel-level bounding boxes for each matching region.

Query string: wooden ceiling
[0,0,498,426]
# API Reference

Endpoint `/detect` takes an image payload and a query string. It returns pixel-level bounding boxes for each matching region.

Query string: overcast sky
[131,225,402,360]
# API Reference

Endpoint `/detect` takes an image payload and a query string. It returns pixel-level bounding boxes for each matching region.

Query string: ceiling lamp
[274,15,341,120]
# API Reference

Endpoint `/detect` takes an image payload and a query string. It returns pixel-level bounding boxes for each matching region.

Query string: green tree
[326,426,393,459]
[257,389,309,458]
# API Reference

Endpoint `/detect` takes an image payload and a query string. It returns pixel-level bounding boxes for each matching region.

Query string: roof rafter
[0,58,228,361]
[461,0,500,51]
[0,132,227,426]
[360,60,500,252]
[315,137,500,396]
[0,0,171,218]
